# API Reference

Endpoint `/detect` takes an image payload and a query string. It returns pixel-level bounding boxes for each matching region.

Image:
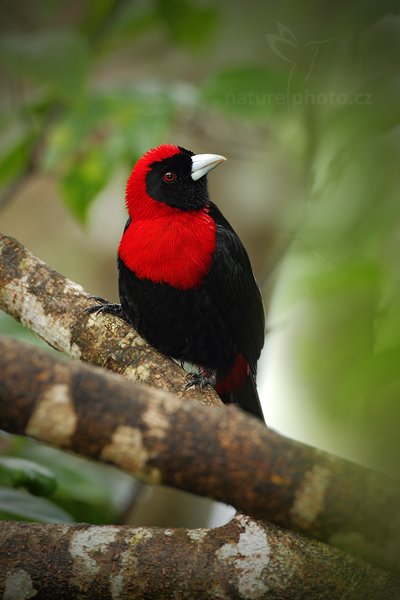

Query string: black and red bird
[87,144,265,420]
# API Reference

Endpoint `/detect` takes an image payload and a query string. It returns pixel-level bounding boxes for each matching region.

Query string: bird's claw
[81,304,108,316]
[185,369,217,390]
[88,295,108,303]
[80,298,124,318]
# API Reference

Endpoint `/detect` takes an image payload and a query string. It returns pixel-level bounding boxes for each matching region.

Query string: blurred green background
[0,0,399,526]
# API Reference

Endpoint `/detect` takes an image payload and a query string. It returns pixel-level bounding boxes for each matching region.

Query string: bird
[85,144,265,421]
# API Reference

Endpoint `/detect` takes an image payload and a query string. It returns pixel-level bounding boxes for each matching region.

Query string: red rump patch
[216,354,250,396]
[119,144,216,290]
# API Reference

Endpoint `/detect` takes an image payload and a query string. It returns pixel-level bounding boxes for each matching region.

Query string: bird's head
[125,144,226,218]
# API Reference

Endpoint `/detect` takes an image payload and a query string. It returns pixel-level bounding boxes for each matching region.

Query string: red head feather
[125,144,181,219]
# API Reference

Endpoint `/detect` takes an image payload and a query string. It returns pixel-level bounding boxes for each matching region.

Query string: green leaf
[42,96,111,173]
[105,0,158,42]
[118,100,173,161]
[0,457,57,497]
[81,0,118,36]
[203,67,293,118]
[0,135,34,186]
[0,30,89,98]
[61,147,109,223]
[306,260,381,298]
[44,90,173,223]
[0,487,73,523]
[6,434,137,524]
[157,0,217,49]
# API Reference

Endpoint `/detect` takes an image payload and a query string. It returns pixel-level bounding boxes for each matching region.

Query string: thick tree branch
[0,233,221,408]
[1,517,399,599]
[0,335,399,574]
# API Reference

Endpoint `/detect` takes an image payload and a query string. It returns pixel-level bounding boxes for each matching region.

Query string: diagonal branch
[0,334,399,574]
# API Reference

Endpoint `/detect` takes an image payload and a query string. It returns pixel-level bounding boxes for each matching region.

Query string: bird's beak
[191,153,226,181]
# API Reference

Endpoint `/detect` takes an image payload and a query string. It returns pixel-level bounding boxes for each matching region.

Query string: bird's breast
[118,208,217,290]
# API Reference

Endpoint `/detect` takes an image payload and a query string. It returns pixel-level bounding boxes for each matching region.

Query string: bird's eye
[162,171,177,183]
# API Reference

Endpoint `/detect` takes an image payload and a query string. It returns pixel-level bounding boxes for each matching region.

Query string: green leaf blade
[0,487,73,523]
[0,457,57,497]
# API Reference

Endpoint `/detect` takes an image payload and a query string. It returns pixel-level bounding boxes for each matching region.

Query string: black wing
[206,202,265,374]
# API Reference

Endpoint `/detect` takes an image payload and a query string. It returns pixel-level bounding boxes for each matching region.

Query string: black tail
[218,373,265,422]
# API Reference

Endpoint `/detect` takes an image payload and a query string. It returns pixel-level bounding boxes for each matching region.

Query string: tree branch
[1,517,399,599]
[0,233,221,408]
[0,334,399,574]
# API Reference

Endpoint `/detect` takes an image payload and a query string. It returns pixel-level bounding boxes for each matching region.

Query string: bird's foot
[185,368,217,390]
[81,296,125,319]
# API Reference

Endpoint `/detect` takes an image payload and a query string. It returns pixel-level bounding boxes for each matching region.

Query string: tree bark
[1,517,399,600]
[0,335,399,574]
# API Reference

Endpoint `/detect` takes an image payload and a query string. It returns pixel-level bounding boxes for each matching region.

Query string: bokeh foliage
[0,431,135,523]
[0,0,399,526]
